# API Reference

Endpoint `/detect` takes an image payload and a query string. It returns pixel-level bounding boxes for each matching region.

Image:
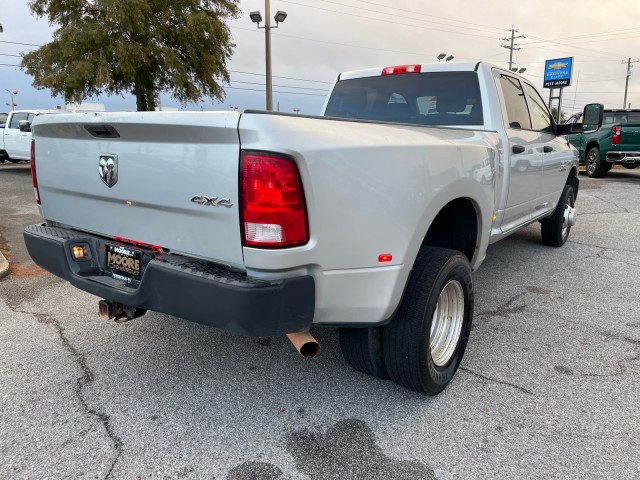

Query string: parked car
[0,110,58,163]
[566,109,640,177]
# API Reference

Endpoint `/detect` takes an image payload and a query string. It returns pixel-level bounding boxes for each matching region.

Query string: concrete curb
[0,252,9,279]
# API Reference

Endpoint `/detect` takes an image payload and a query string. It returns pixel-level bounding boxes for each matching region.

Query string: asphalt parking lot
[1,162,639,479]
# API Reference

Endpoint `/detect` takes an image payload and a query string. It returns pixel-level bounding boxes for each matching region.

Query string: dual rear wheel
[340,184,577,394]
[339,247,473,395]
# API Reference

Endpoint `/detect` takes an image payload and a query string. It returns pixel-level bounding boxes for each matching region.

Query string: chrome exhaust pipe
[99,300,124,319]
[98,300,147,323]
[286,331,320,358]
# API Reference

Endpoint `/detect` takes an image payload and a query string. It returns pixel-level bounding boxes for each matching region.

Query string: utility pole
[501,26,525,70]
[622,58,639,108]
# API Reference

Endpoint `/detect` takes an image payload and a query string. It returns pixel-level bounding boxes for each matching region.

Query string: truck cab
[1,110,58,163]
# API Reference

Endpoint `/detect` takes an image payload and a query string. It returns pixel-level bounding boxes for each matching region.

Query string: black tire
[383,247,473,395]
[339,327,389,379]
[541,184,575,247]
[585,147,611,178]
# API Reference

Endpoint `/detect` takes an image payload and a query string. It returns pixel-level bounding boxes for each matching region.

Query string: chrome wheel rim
[562,196,576,240]
[586,152,596,174]
[430,280,465,367]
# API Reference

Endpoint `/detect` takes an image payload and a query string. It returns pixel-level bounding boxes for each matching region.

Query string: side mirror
[19,119,32,133]
[555,103,604,136]
[556,122,581,136]
[583,103,604,133]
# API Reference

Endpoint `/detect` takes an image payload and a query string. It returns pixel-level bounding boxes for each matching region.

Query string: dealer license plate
[105,243,143,282]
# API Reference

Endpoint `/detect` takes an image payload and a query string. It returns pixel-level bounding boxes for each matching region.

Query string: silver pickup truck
[23,62,602,395]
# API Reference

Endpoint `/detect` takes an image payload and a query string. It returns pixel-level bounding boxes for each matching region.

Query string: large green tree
[22,0,240,111]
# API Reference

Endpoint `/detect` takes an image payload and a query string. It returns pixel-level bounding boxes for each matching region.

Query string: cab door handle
[512,145,525,154]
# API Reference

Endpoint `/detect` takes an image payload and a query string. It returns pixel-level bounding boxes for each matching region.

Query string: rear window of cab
[324,71,483,127]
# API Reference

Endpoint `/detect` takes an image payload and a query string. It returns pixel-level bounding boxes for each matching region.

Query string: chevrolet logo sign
[548,62,568,70]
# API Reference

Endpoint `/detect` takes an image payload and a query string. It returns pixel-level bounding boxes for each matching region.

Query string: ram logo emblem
[190,195,234,208]
[98,154,118,187]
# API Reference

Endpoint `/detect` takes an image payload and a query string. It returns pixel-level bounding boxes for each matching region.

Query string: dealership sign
[543,57,574,88]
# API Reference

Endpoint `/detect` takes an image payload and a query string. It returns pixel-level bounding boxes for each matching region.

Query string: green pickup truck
[566,109,640,177]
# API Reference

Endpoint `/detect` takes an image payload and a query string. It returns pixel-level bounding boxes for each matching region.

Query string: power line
[277,1,499,39]
[230,79,328,92]
[520,34,622,60]
[306,0,505,36]
[224,85,326,97]
[524,28,640,45]
[0,39,41,47]
[234,26,480,62]
[332,0,505,33]
[231,69,332,84]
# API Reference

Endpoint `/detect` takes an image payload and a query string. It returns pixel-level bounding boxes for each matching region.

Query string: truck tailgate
[32,111,245,268]
[620,124,640,149]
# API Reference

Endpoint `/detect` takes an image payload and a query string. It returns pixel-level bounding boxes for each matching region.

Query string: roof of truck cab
[337,62,514,81]
[8,109,63,115]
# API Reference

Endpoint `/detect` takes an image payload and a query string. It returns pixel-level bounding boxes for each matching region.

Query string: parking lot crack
[580,332,640,378]
[586,249,640,269]
[593,195,630,213]
[12,308,123,480]
[568,239,640,255]
[476,292,526,319]
[459,367,534,395]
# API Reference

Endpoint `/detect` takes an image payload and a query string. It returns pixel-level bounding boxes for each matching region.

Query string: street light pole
[265,0,272,111]
[5,89,18,109]
[250,3,287,111]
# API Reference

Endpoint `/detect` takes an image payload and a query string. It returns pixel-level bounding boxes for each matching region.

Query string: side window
[497,75,531,130]
[524,84,553,132]
[9,113,28,129]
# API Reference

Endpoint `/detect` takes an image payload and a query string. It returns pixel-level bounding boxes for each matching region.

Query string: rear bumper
[23,224,315,336]
[606,151,640,162]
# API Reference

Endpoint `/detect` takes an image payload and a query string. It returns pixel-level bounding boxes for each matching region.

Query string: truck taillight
[612,126,621,145]
[30,140,40,205]
[240,151,309,248]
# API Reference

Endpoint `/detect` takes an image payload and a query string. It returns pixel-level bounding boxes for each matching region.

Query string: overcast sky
[2,0,640,115]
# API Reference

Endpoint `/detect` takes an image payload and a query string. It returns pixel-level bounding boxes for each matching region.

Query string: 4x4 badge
[99,154,118,187]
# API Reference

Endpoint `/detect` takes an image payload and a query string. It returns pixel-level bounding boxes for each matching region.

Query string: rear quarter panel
[239,113,499,324]
[239,113,499,274]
